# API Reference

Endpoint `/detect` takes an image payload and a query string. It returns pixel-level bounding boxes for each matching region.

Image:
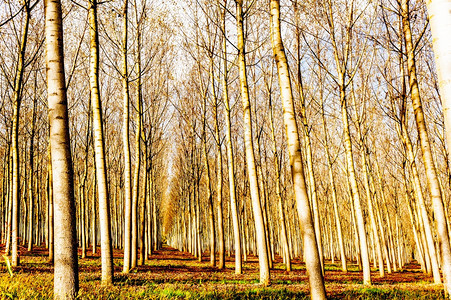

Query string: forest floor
[0,244,446,299]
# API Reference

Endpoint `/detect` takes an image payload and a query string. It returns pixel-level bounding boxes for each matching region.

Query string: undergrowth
[331,287,445,300]
[0,247,444,299]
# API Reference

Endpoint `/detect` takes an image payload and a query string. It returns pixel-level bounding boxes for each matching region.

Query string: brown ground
[0,244,445,299]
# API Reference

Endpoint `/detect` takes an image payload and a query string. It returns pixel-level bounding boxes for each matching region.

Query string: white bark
[270,1,326,298]
[45,0,79,297]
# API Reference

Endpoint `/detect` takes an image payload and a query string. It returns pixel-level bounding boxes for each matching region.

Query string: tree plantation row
[1,0,451,299]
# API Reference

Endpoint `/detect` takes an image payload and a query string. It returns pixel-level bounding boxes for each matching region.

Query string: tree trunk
[135,27,145,265]
[402,0,451,291]
[268,84,291,272]
[236,0,270,286]
[122,0,133,274]
[215,108,225,270]
[27,83,37,252]
[221,8,242,270]
[424,0,451,295]
[350,89,385,277]
[88,0,114,284]
[209,54,225,270]
[202,117,216,267]
[80,100,91,259]
[320,96,347,272]
[45,0,79,297]
[322,0,372,284]
[398,111,441,281]
[131,43,143,269]
[138,148,147,266]
[146,158,153,256]
[91,168,97,255]
[341,76,371,285]
[3,141,11,254]
[195,173,202,262]
[47,146,54,263]
[270,1,326,298]
[11,1,30,267]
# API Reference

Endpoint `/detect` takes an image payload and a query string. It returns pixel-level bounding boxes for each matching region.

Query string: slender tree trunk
[0,156,5,245]
[114,173,121,249]
[320,97,347,272]
[36,175,42,246]
[374,158,398,272]
[402,0,451,291]
[324,0,371,284]
[47,146,54,263]
[11,2,30,267]
[3,142,11,252]
[341,76,371,285]
[122,0,133,273]
[195,173,202,262]
[398,112,441,281]
[135,25,145,265]
[255,125,273,270]
[27,85,37,252]
[80,180,86,259]
[91,169,97,255]
[138,150,147,266]
[209,54,225,270]
[202,116,216,267]
[423,0,451,294]
[235,0,270,286]
[270,1,326,298]
[131,47,143,269]
[350,90,385,277]
[88,0,114,284]
[293,28,323,271]
[372,177,392,274]
[367,151,392,274]
[220,3,242,271]
[151,167,159,251]
[45,0,79,297]
[4,145,11,256]
[22,161,28,248]
[80,100,91,259]
[362,154,384,277]
[215,109,225,270]
[349,188,361,269]
[404,169,427,272]
[268,85,291,272]
[425,1,451,185]
[146,158,153,256]
[130,149,140,268]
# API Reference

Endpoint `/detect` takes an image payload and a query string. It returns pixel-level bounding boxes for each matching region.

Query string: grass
[332,287,445,299]
[0,245,445,299]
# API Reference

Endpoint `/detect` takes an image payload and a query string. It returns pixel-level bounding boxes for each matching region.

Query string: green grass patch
[208,279,260,285]
[202,289,308,300]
